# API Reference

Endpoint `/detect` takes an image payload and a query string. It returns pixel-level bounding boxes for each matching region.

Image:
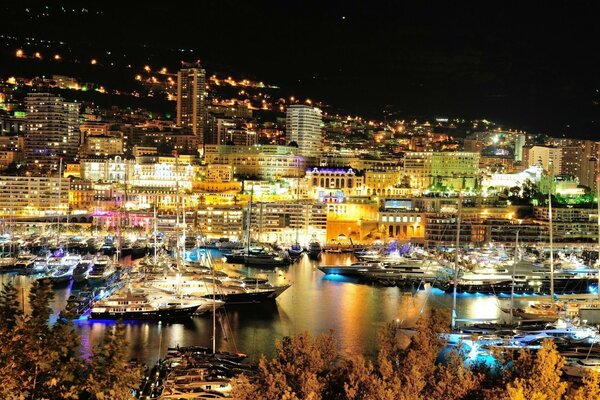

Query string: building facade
[24,92,80,170]
[177,65,206,140]
[286,105,323,160]
[0,176,69,216]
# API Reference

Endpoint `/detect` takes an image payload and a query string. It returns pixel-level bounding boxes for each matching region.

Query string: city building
[177,64,206,140]
[24,92,80,170]
[204,144,304,179]
[196,205,244,239]
[286,105,323,160]
[378,199,426,242]
[0,175,69,216]
[528,146,562,174]
[82,134,124,156]
[249,201,327,244]
[403,151,479,191]
[305,167,365,199]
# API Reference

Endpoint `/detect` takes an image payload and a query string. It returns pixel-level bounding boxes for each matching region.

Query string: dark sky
[2,0,600,137]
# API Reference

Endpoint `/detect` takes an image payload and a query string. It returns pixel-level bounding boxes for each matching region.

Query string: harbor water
[2,251,521,365]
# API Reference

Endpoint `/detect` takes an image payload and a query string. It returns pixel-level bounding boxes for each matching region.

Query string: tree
[233,331,342,400]
[571,371,600,400]
[0,281,22,331]
[84,322,142,400]
[501,339,567,400]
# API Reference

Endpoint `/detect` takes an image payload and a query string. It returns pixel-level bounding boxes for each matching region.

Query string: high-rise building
[177,64,206,141]
[528,146,562,174]
[286,105,323,160]
[24,92,80,171]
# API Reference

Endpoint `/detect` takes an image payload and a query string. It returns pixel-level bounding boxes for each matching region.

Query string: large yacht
[144,272,290,304]
[87,255,117,285]
[90,288,220,320]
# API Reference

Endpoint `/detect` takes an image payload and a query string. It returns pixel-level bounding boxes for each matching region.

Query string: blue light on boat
[322,274,355,283]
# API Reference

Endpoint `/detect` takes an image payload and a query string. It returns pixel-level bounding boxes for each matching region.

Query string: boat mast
[153,202,158,266]
[295,177,300,245]
[182,195,186,265]
[451,193,462,330]
[597,176,600,300]
[175,153,181,271]
[548,164,554,303]
[246,183,254,254]
[510,230,519,324]
[212,251,216,355]
[56,157,62,250]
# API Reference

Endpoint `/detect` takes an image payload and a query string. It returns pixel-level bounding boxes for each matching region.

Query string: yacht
[13,253,36,272]
[48,263,76,285]
[307,239,322,258]
[90,288,214,320]
[288,243,303,259]
[144,272,290,304]
[224,247,291,268]
[73,256,95,283]
[87,255,117,285]
[318,262,386,277]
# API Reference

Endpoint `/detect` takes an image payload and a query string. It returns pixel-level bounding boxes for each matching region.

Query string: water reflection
[6,252,531,364]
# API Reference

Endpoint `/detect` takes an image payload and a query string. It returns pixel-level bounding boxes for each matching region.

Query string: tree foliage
[0,280,141,400]
[234,310,592,400]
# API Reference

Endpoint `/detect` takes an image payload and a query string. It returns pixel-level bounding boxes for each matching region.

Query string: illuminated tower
[177,64,206,142]
[286,105,322,160]
[24,92,80,171]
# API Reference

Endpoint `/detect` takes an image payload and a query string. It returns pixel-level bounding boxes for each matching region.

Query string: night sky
[2,0,600,137]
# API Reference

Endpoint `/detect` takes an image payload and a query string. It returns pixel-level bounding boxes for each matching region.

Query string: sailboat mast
[175,153,180,271]
[246,183,254,254]
[153,203,157,265]
[451,194,462,330]
[295,177,300,244]
[596,178,600,300]
[511,230,519,324]
[549,165,554,303]
[212,251,216,354]
[57,157,62,248]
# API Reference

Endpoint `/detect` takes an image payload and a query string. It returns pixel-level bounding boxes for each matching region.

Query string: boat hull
[90,305,199,320]
[201,290,281,304]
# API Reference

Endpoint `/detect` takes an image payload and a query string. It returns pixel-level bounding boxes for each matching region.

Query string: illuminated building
[528,146,562,174]
[82,134,124,156]
[404,151,479,191]
[249,201,327,244]
[204,118,257,146]
[425,211,485,247]
[305,167,365,198]
[363,170,403,196]
[204,144,304,179]
[80,156,132,182]
[69,179,96,211]
[79,122,110,137]
[378,199,425,242]
[24,92,80,170]
[481,165,543,194]
[0,176,69,216]
[177,64,206,140]
[132,146,158,157]
[286,105,323,160]
[196,205,244,239]
[325,196,378,242]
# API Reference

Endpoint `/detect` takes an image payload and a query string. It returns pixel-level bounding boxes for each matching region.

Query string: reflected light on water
[8,252,513,363]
